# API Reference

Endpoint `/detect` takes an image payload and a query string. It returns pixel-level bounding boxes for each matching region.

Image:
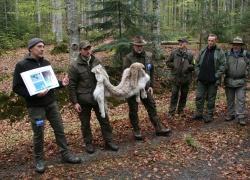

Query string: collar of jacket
[25,53,45,63]
[77,54,94,65]
[176,48,188,56]
[133,50,146,58]
[229,48,244,57]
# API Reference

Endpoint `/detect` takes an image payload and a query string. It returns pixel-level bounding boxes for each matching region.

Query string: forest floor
[0,46,249,179]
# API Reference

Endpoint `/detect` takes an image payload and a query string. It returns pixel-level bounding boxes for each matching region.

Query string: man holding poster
[12,38,81,173]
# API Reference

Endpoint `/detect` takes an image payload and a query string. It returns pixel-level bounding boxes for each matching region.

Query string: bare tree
[65,0,80,62]
[52,0,63,45]
[36,0,41,37]
[152,0,161,59]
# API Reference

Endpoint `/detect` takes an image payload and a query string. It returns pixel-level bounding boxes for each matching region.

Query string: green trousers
[127,92,161,131]
[195,81,218,117]
[169,83,190,114]
[78,104,113,144]
[28,101,68,161]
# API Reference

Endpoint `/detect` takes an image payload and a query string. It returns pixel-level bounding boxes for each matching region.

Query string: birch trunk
[65,0,80,62]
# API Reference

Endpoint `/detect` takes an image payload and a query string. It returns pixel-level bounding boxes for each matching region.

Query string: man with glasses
[123,36,171,140]
[68,41,119,154]
[193,34,226,123]
[224,37,250,125]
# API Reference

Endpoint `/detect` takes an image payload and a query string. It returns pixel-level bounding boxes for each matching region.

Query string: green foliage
[50,43,69,54]
[185,134,200,149]
[0,92,26,122]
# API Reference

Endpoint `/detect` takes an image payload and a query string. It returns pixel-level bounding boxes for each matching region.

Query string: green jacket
[224,49,250,87]
[195,45,226,84]
[68,54,100,105]
[123,50,154,88]
[166,48,194,84]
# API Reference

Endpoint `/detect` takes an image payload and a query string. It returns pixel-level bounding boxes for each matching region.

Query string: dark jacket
[123,50,154,88]
[166,48,194,84]
[224,49,250,87]
[195,45,226,85]
[68,54,100,105]
[12,55,62,107]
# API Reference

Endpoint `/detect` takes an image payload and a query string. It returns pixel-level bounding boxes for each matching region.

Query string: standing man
[193,34,226,123]
[224,37,249,125]
[12,38,81,174]
[123,36,171,140]
[68,40,118,154]
[166,38,194,116]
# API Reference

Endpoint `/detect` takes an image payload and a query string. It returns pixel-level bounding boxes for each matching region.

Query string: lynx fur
[91,62,150,118]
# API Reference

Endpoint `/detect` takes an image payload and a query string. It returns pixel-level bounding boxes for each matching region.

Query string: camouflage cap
[230,36,244,45]
[131,36,147,46]
[79,40,91,49]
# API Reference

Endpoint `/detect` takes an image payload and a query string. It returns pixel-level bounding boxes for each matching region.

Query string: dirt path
[0,113,249,179]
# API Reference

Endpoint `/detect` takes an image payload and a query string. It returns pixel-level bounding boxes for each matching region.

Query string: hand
[62,74,69,86]
[74,103,82,113]
[148,87,153,95]
[37,89,49,97]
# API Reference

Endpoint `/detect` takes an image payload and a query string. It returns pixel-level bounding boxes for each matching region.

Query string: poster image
[21,65,59,96]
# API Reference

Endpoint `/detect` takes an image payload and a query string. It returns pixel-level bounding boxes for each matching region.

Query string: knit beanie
[28,38,44,50]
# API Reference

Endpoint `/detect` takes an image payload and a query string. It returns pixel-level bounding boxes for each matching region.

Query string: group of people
[12,34,249,173]
[167,34,249,126]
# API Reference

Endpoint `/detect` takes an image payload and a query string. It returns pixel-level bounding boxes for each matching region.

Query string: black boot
[133,130,143,141]
[35,159,45,173]
[192,113,203,120]
[105,141,119,151]
[238,118,246,126]
[62,153,81,164]
[155,121,171,136]
[204,115,214,123]
[85,143,95,154]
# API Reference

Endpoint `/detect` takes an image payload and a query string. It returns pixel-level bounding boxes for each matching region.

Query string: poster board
[21,65,59,96]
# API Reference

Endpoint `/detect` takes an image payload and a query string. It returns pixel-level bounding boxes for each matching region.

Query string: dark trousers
[195,81,218,117]
[127,92,160,131]
[27,102,68,161]
[79,104,113,144]
[169,83,190,114]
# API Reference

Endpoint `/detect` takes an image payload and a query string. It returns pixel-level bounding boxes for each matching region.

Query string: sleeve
[215,49,226,79]
[188,53,195,71]
[194,51,202,77]
[12,63,30,98]
[123,56,131,70]
[166,51,174,68]
[68,65,79,104]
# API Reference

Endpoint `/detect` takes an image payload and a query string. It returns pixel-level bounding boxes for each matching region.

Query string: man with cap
[12,38,81,173]
[166,38,194,117]
[224,37,250,125]
[193,34,226,123]
[68,40,119,153]
[123,35,171,140]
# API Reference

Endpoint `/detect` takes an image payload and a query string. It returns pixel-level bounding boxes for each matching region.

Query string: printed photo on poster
[21,65,59,96]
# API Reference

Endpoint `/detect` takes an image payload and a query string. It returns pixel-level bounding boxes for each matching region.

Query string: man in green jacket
[68,41,119,153]
[224,37,250,126]
[166,38,194,116]
[193,34,226,123]
[123,36,171,140]
[13,38,81,173]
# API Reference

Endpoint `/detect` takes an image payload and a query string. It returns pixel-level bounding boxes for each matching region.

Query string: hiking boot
[133,130,143,141]
[105,142,119,151]
[85,143,95,154]
[61,153,81,164]
[192,114,203,120]
[35,159,45,173]
[225,115,235,121]
[238,119,246,126]
[155,122,171,136]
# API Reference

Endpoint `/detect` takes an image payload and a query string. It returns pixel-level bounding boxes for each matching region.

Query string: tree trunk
[65,0,80,62]
[36,0,41,37]
[152,0,161,60]
[52,0,63,45]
